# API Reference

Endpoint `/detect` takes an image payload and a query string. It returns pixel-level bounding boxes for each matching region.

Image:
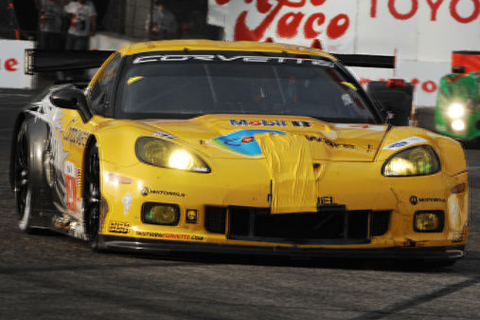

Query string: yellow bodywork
[57,40,468,254]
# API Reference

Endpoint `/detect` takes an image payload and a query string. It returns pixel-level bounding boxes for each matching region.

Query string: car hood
[137,115,388,162]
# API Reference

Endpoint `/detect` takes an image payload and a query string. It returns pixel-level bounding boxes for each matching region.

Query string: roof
[116,39,337,61]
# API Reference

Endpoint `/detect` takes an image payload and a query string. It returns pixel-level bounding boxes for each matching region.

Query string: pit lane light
[382,146,440,177]
[136,137,210,173]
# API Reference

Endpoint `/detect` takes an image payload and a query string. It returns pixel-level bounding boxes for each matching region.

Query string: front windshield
[118,53,376,123]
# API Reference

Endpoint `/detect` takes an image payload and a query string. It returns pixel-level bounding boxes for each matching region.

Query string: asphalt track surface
[0,89,479,320]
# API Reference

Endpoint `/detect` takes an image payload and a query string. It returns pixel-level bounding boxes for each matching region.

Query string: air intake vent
[371,211,391,236]
[205,206,227,234]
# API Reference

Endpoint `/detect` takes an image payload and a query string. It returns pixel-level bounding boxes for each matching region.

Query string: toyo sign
[208,0,480,106]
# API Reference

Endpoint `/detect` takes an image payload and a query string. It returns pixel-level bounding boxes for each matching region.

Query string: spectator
[36,0,68,50]
[147,0,178,40]
[64,0,97,50]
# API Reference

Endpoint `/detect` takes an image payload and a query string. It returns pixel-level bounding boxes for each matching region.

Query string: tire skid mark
[350,276,480,320]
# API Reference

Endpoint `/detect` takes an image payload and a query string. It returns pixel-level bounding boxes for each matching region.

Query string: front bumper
[99,235,465,261]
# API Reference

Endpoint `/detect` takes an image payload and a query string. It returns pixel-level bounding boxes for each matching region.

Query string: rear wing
[25,49,396,75]
[25,49,113,75]
[333,54,395,69]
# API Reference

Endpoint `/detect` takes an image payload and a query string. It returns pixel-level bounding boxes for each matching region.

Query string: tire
[84,143,102,251]
[13,122,35,233]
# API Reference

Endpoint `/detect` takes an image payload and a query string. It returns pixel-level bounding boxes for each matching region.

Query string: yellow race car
[11,40,469,265]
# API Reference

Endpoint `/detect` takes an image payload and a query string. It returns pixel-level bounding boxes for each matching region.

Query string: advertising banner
[208,0,358,53]
[0,40,34,89]
[357,0,480,61]
[208,0,480,107]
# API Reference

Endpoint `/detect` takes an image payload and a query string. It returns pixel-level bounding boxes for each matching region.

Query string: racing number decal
[65,161,77,211]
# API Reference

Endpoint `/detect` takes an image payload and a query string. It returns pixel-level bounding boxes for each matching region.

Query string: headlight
[136,137,210,173]
[451,119,466,131]
[414,211,444,232]
[447,102,465,119]
[382,145,440,177]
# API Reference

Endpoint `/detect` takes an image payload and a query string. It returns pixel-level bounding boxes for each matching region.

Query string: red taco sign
[209,0,357,52]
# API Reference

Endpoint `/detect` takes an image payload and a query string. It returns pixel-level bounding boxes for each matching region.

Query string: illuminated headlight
[383,146,440,177]
[451,119,465,131]
[414,211,444,232]
[142,202,180,226]
[447,102,465,119]
[136,137,210,173]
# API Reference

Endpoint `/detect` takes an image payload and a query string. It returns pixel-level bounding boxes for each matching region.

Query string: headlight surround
[382,145,440,177]
[136,137,211,173]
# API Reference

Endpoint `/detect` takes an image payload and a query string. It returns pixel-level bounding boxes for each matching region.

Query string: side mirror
[367,79,414,127]
[50,88,93,123]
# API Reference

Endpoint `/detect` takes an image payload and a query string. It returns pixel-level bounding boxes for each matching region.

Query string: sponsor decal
[135,231,205,241]
[152,131,176,140]
[109,221,130,234]
[230,119,288,127]
[383,136,427,150]
[335,124,385,131]
[133,54,334,68]
[122,193,133,216]
[63,127,89,147]
[304,135,356,149]
[209,129,286,157]
[318,196,335,206]
[291,121,312,128]
[410,195,446,206]
[229,119,311,127]
[64,161,80,213]
[186,210,198,224]
[141,187,186,197]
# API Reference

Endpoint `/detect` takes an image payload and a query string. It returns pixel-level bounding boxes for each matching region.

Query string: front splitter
[99,235,465,262]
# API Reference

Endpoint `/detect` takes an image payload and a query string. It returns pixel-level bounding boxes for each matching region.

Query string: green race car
[435,70,480,145]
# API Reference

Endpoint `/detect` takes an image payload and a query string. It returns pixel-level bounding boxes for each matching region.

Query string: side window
[89,53,122,116]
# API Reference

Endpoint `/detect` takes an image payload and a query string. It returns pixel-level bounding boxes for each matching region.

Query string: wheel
[13,122,34,233]
[84,143,102,251]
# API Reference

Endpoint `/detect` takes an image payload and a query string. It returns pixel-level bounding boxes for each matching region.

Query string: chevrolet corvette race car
[11,40,469,264]
[435,51,480,145]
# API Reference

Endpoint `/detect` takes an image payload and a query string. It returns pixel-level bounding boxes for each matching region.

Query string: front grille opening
[205,206,227,234]
[206,205,391,244]
[371,211,390,236]
[228,207,379,244]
